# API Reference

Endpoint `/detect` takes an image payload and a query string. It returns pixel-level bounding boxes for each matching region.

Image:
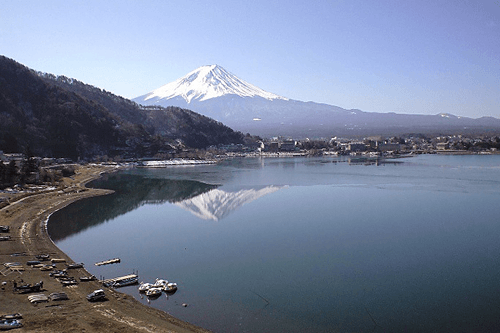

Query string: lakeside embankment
[0,164,210,333]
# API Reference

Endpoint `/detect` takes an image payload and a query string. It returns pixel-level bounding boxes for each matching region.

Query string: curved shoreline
[0,164,210,332]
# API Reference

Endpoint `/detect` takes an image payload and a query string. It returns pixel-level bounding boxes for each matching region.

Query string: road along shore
[0,164,210,333]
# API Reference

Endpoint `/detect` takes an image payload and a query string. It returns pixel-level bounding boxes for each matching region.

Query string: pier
[95,258,121,266]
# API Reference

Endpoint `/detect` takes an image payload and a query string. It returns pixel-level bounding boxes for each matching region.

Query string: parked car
[86,289,106,302]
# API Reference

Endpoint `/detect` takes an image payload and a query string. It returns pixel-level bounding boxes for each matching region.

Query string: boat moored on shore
[111,276,139,288]
[145,287,162,298]
[164,282,177,293]
[138,282,153,293]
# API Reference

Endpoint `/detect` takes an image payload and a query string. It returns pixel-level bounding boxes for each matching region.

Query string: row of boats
[138,278,178,298]
[102,276,178,299]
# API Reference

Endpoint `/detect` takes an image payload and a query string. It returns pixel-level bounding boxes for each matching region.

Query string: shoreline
[0,164,210,332]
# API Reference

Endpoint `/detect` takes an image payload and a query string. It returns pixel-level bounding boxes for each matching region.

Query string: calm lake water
[49,155,500,332]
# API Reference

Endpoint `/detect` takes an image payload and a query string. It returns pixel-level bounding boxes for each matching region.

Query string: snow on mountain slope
[175,185,285,221]
[140,65,287,104]
[133,65,500,138]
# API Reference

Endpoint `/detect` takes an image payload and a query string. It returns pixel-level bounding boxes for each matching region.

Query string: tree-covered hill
[0,56,243,159]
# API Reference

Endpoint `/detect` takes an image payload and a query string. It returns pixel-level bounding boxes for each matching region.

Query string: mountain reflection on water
[48,173,218,241]
[175,185,285,221]
[49,173,286,240]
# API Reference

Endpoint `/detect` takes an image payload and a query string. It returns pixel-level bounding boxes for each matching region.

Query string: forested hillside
[38,72,244,150]
[0,56,243,160]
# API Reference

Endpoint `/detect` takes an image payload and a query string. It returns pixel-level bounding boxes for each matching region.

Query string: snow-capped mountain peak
[142,65,287,103]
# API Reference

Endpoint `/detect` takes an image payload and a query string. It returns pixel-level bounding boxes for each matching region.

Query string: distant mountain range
[0,57,243,158]
[2,55,499,161]
[134,65,500,138]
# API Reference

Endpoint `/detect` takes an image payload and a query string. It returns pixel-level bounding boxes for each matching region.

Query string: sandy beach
[0,164,210,332]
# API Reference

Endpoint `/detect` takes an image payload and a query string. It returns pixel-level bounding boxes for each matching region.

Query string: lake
[48,154,500,332]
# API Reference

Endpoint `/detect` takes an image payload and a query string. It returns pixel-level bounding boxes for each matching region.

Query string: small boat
[49,292,69,301]
[57,276,75,281]
[138,282,153,293]
[152,278,168,289]
[145,287,162,298]
[40,264,55,271]
[51,258,66,263]
[49,270,68,278]
[79,275,97,282]
[14,281,43,294]
[60,279,78,286]
[35,254,50,261]
[163,282,178,293]
[28,294,48,304]
[112,276,139,288]
[66,263,84,269]
[0,313,22,320]
[3,262,23,271]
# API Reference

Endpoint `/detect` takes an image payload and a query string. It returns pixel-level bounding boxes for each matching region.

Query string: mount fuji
[134,65,500,138]
[137,65,287,103]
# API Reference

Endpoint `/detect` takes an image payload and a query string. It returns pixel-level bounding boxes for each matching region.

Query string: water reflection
[48,173,218,241]
[175,186,285,221]
[347,156,404,165]
[49,156,500,333]
[49,173,286,240]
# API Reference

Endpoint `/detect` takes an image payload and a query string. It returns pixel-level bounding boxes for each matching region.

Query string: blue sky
[1,0,499,118]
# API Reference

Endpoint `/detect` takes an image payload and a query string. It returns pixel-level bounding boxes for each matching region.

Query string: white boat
[152,278,168,288]
[164,282,178,293]
[138,282,153,293]
[112,276,139,288]
[145,287,162,297]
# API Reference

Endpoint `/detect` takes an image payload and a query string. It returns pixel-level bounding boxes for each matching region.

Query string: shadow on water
[48,173,218,241]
